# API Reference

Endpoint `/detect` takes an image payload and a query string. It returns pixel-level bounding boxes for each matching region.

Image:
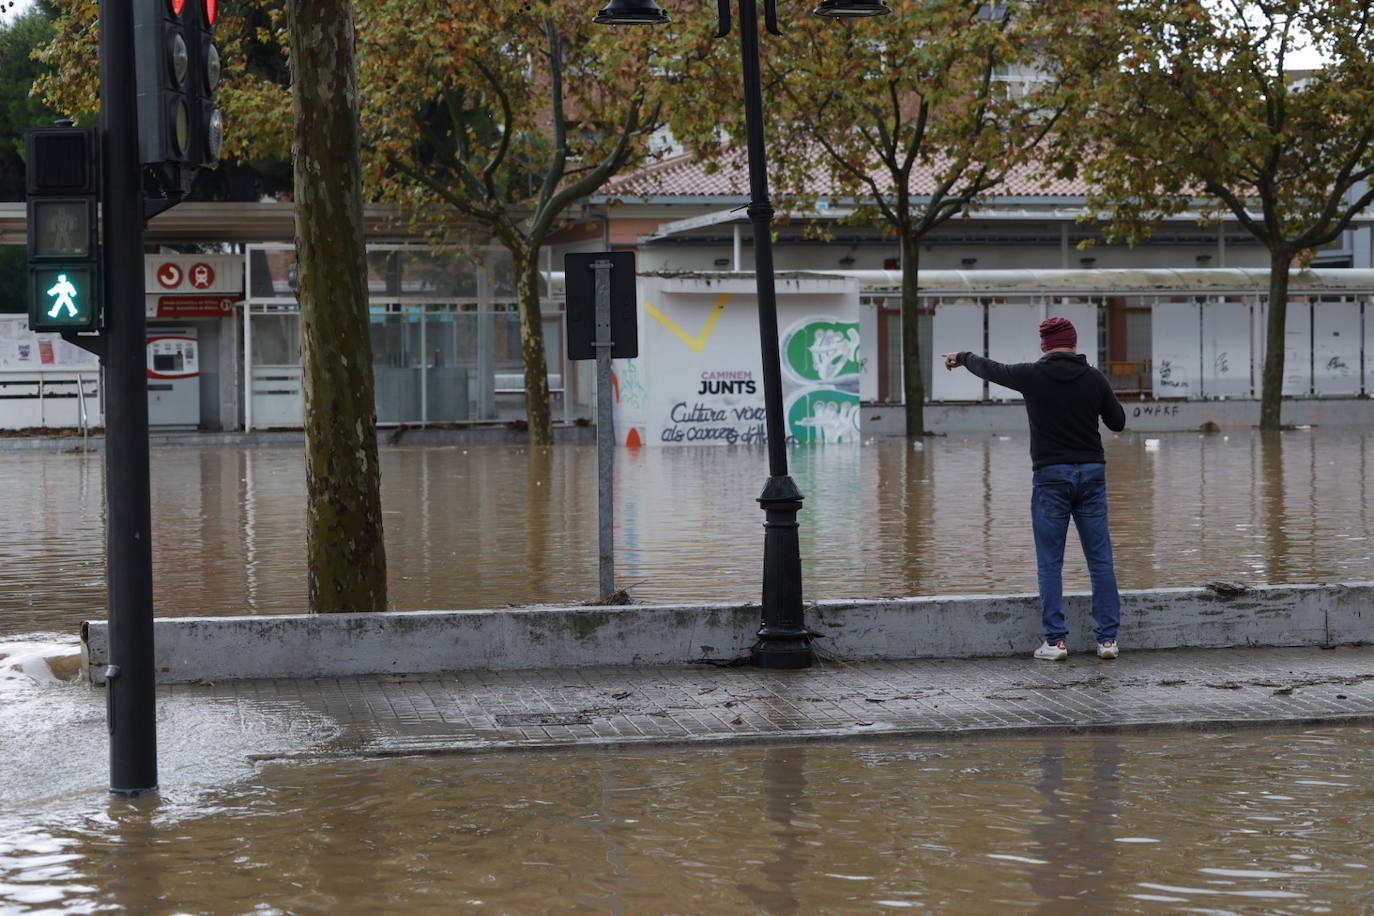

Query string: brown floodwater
[1,427,1371,638]
[3,729,1373,913]
[3,428,1373,914]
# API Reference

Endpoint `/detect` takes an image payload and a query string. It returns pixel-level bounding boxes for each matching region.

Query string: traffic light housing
[134,0,192,166]
[26,126,102,332]
[188,0,223,169]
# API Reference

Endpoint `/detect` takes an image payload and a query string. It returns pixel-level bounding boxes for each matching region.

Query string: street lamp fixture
[813,0,892,18]
[594,0,670,25]
[595,0,887,669]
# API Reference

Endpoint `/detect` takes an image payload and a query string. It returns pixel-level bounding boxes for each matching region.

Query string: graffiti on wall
[616,278,862,447]
[783,317,861,444]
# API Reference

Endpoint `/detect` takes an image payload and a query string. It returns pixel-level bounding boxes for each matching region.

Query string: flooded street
[3,428,1373,913]
[4,729,1374,913]
[2,427,1372,637]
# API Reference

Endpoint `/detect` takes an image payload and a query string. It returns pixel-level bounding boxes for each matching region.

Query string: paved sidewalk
[164,645,1374,761]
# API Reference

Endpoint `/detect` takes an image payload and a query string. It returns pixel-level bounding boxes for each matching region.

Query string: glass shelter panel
[243,244,579,430]
[251,312,300,365]
[425,310,473,423]
[371,306,425,424]
[248,249,298,300]
[401,249,480,299]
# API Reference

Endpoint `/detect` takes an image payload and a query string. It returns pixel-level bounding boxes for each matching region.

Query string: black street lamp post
[594,0,889,669]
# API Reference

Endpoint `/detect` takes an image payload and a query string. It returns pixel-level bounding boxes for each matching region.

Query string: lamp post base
[752,475,813,669]
[752,629,814,669]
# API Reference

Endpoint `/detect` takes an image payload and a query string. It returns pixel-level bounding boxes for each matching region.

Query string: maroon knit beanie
[1039,317,1077,352]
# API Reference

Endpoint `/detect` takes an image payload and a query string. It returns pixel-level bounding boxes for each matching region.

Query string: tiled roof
[601,151,1089,201]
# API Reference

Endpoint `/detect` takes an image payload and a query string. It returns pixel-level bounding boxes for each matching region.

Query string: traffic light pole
[102,0,159,796]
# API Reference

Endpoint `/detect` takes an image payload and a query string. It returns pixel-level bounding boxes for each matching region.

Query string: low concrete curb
[81,583,1374,685]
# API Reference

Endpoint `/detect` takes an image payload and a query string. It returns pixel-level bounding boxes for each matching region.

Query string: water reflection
[5,730,1374,913]
[1260,432,1290,583]
[1025,740,1123,911]
[737,747,813,914]
[2,427,1374,638]
[103,797,165,913]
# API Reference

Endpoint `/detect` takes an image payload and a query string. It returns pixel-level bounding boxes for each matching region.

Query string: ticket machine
[147,327,200,428]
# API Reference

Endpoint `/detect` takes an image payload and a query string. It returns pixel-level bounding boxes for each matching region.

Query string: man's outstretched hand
[942,352,963,371]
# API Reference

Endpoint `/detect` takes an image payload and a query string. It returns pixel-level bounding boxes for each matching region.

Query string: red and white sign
[188,263,216,289]
[156,263,184,289]
[156,295,235,318]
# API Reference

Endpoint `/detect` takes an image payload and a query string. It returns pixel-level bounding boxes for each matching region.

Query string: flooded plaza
[2,426,1372,635]
[3,427,1374,913]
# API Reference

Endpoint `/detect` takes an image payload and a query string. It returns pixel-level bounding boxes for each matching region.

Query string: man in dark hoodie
[943,316,1127,661]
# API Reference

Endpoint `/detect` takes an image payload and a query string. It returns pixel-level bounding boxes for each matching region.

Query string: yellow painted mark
[644,294,730,354]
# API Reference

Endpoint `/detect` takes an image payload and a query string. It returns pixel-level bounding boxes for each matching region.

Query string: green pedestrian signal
[30,266,99,331]
[26,126,103,333]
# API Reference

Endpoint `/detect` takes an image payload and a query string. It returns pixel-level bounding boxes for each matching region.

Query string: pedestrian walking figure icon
[46,273,78,319]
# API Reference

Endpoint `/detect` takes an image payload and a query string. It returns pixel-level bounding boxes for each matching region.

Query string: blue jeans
[1031,463,1120,644]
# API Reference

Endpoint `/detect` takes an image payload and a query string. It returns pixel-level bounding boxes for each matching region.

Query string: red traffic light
[205,0,216,25]
[170,0,185,15]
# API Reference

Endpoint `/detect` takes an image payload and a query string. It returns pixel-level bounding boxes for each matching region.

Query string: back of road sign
[565,252,638,361]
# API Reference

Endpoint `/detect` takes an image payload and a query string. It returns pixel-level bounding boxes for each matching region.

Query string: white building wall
[1151,300,1201,397]
[986,302,1039,400]
[930,302,984,401]
[1201,299,1252,397]
[1313,299,1362,396]
[1282,301,1313,396]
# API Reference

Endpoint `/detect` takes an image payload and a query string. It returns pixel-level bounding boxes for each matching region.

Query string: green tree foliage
[1,3,60,199]
[1,4,58,312]
[38,0,674,444]
[354,0,671,444]
[1058,0,1374,429]
[667,0,1075,437]
[32,0,291,202]
[29,0,95,121]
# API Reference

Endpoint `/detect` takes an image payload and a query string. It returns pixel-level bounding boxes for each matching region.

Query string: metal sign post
[592,258,615,600]
[564,252,638,604]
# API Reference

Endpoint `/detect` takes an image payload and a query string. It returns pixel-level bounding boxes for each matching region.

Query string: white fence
[0,316,103,430]
[0,371,102,431]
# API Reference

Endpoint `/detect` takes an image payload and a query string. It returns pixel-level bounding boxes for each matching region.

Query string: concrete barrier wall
[81,583,1374,684]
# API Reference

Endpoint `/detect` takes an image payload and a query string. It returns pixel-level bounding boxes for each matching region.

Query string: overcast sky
[0,0,34,26]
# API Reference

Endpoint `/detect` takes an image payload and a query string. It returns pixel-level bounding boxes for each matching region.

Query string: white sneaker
[1097,640,1119,659]
[1034,640,1068,661]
